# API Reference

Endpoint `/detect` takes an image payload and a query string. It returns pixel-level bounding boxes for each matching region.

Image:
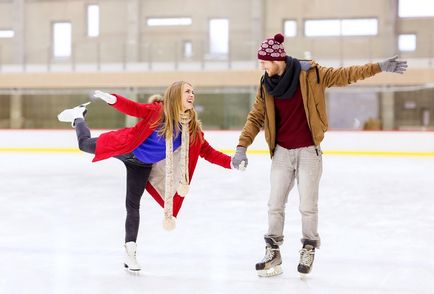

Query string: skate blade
[299,272,309,280]
[257,265,283,277]
[124,264,141,275]
[298,268,312,279]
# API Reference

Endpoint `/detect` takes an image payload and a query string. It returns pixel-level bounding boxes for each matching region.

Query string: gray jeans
[266,145,322,248]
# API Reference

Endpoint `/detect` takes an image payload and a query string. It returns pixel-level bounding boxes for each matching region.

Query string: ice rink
[0,130,433,294]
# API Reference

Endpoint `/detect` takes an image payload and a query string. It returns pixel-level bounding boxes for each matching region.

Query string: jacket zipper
[304,72,318,149]
[261,81,274,157]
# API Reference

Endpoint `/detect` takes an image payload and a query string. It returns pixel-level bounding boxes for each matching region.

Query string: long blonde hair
[155,81,202,143]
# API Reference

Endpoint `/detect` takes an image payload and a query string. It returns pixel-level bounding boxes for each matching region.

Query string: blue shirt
[133,130,182,164]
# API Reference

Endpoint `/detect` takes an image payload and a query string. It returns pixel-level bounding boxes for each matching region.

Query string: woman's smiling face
[181,83,195,112]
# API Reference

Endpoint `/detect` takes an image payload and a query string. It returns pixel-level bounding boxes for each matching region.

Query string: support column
[10,91,23,129]
[249,87,257,108]
[383,0,399,56]
[125,88,138,127]
[13,0,25,66]
[380,91,395,130]
[251,0,265,62]
[126,0,141,64]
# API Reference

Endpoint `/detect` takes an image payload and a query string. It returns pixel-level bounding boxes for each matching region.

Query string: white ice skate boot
[124,241,141,273]
[255,236,283,277]
[57,102,90,127]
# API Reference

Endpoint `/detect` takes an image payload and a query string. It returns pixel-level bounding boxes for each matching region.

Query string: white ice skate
[57,102,90,127]
[124,241,141,274]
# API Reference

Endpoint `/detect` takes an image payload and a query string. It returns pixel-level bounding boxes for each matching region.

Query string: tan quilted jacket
[238,60,382,157]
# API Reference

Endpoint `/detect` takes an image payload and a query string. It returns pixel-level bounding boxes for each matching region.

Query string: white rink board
[0,129,433,154]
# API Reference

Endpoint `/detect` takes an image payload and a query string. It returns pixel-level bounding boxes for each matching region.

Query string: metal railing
[0,37,434,72]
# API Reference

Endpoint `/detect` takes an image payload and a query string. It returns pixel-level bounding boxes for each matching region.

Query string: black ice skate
[255,236,283,277]
[297,240,316,275]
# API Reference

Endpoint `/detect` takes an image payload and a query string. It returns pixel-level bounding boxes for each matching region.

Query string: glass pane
[87,5,99,37]
[399,34,417,51]
[284,20,297,37]
[342,19,378,36]
[0,30,14,38]
[183,41,193,58]
[209,19,229,54]
[53,22,71,57]
[399,0,434,17]
[305,19,340,37]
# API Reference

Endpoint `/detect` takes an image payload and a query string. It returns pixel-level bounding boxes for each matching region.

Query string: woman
[57,81,243,272]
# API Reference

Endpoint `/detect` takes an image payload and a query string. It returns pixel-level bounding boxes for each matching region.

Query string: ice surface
[0,148,433,294]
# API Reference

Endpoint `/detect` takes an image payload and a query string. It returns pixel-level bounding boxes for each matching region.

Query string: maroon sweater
[274,86,314,149]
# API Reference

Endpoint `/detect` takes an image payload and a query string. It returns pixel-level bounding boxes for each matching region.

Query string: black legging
[75,118,152,243]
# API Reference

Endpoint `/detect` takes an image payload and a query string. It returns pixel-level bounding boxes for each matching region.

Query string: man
[231,33,407,277]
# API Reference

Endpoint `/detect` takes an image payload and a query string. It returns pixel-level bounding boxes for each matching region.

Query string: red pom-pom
[274,33,284,43]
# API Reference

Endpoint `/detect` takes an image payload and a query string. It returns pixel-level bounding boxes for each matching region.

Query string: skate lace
[299,248,314,266]
[264,247,276,262]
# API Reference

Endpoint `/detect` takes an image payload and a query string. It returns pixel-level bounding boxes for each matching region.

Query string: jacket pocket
[314,97,328,132]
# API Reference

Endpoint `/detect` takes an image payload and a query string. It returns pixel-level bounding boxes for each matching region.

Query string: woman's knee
[78,138,96,153]
[78,139,87,152]
[126,199,140,211]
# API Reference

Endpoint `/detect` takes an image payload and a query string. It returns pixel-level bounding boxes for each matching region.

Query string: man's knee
[299,202,318,215]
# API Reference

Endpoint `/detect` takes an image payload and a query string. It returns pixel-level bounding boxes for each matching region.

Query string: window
[399,34,416,51]
[341,19,377,36]
[209,19,229,55]
[87,4,99,37]
[305,19,340,36]
[147,18,192,26]
[0,30,14,38]
[183,41,193,58]
[53,22,72,58]
[399,0,434,17]
[283,20,297,37]
[305,18,378,37]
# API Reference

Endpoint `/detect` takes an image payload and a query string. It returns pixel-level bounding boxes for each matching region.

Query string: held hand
[378,55,408,74]
[231,146,248,170]
[238,161,246,171]
[230,159,246,171]
[93,90,117,104]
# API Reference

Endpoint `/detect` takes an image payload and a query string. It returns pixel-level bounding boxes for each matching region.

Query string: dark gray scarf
[264,56,301,99]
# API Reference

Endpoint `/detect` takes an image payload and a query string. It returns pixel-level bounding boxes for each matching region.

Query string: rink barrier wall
[0,130,433,157]
[1,148,433,157]
[0,68,430,89]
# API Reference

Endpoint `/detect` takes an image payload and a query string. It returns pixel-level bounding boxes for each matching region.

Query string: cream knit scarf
[163,112,191,230]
